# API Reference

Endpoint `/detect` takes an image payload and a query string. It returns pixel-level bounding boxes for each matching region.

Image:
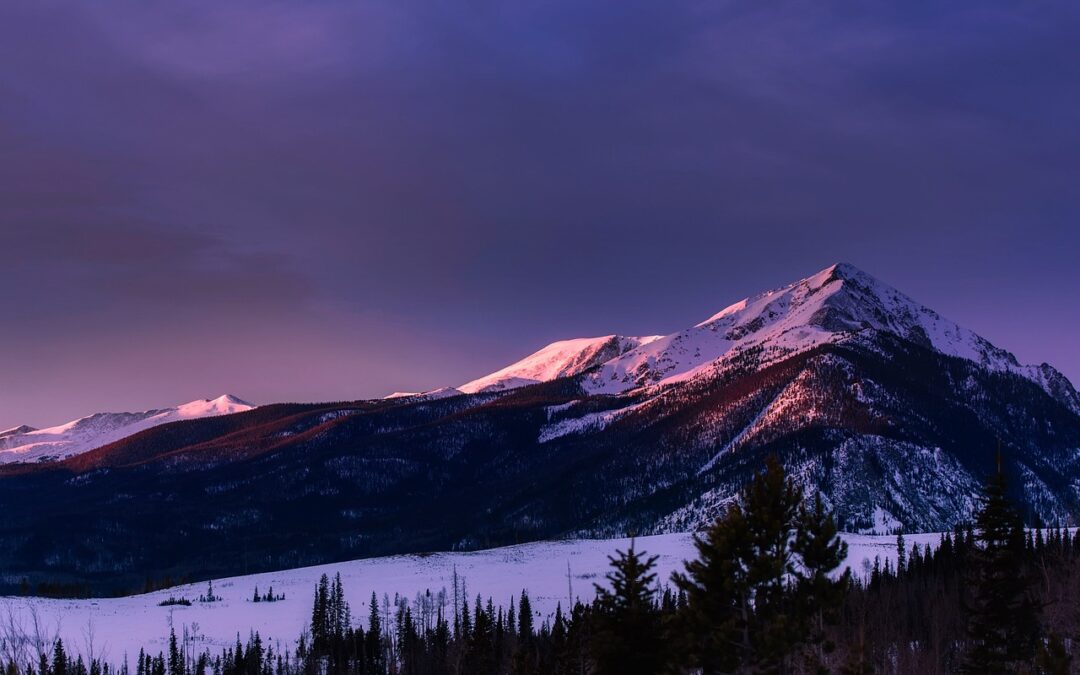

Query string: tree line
[3,456,1077,674]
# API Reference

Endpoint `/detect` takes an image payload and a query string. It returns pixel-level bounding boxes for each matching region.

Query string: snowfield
[0,531,939,662]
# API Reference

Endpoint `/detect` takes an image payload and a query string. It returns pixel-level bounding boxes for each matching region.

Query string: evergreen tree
[673,484,753,672]
[331,574,346,640]
[365,591,384,674]
[676,456,845,673]
[53,640,67,675]
[517,591,533,644]
[741,455,804,670]
[167,629,182,675]
[962,459,1040,673]
[792,492,850,673]
[311,575,329,651]
[590,543,666,675]
[896,533,907,575]
[511,593,537,675]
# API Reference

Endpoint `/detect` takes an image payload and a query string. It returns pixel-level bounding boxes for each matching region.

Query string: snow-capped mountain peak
[588,263,1071,399]
[175,394,254,417]
[458,335,663,394]
[455,263,1077,412]
[0,395,256,465]
[383,387,463,401]
[0,425,37,438]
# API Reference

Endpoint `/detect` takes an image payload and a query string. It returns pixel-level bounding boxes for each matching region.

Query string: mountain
[0,394,254,465]
[383,387,463,401]
[462,263,1079,412]
[0,425,38,438]
[458,335,663,393]
[0,263,1076,594]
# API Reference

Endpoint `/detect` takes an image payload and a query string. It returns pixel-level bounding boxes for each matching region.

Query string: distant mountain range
[1,263,1077,594]
[0,394,253,464]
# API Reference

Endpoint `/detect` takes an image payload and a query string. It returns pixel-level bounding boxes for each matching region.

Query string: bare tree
[0,601,31,673]
[82,614,110,666]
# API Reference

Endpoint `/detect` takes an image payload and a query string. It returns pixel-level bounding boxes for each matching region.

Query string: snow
[383,388,462,401]
[0,395,255,465]
[0,425,37,438]
[538,401,646,443]
[450,263,1076,412]
[458,335,662,394]
[859,506,904,535]
[584,262,1034,394]
[0,531,940,661]
[697,387,786,475]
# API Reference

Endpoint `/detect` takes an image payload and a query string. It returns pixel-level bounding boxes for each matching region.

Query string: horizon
[3,259,1075,429]
[3,1,1079,428]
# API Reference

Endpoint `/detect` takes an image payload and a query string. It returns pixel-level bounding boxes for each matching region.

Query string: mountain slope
[0,263,1075,594]
[456,264,1078,414]
[459,335,662,393]
[0,394,254,465]
[585,264,1077,407]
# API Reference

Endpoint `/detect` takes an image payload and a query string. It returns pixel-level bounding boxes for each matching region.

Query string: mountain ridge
[0,394,255,465]
[457,263,1078,411]
[0,263,1076,593]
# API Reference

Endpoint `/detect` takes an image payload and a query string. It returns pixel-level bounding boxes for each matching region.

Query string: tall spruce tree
[673,479,753,672]
[962,458,1040,673]
[167,629,182,675]
[366,591,385,674]
[311,574,329,651]
[792,493,850,673]
[676,456,847,674]
[589,543,666,675]
[53,640,68,675]
[743,455,803,670]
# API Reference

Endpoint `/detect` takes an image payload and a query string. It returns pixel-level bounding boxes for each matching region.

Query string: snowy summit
[0,394,255,465]
[459,263,1079,411]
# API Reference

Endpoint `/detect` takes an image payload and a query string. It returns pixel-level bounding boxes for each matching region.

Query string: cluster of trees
[200,581,222,603]
[252,587,284,604]
[5,457,1079,674]
[832,464,1079,673]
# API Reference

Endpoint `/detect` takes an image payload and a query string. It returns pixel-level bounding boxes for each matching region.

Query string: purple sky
[2,1,1078,428]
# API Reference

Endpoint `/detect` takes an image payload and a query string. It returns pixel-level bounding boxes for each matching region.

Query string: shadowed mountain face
[0,265,1077,595]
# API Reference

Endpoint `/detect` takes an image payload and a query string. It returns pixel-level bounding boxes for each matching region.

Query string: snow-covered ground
[0,531,938,663]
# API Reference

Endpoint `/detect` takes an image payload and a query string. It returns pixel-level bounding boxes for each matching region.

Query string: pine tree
[517,591,533,644]
[459,593,472,643]
[896,533,907,575]
[365,591,384,675]
[590,543,666,675]
[53,640,67,675]
[673,482,753,672]
[962,459,1040,672]
[465,595,496,674]
[792,492,850,673]
[331,574,346,640]
[741,455,804,670]
[676,456,845,673]
[512,595,539,675]
[167,629,182,675]
[311,575,329,651]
